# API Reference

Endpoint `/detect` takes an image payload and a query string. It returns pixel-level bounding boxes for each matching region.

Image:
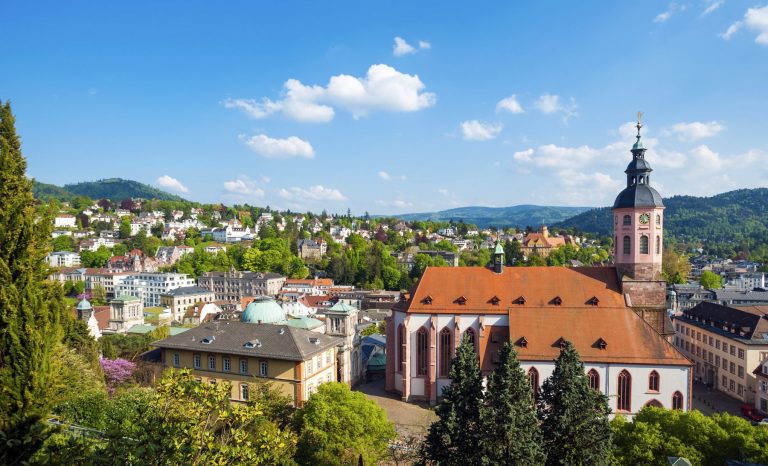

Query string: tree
[118,216,131,239]
[480,342,545,465]
[700,270,723,290]
[662,248,691,284]
[294,382,395,465]
[0,101,69,464]
[422,337,484,465]
[52,235,75,252]
[537,341,612,466]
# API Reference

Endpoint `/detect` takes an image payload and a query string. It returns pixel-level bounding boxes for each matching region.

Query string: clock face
[639,213,650,224]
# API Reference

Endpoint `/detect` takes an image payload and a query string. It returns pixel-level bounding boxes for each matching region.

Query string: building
[281,278,334,296]
[153,321,342,406]
[155,245,194,265]
[115,272,195,307]
[297,238,327,261]
[75,299,102,340]
[385,120,691,412]
[46,251,81,267]
[54,214,77,228]
[326,302,362,386]
[160,286,217,322]
[107,294,145,333]
[673,301,768,403]
[182,302,223,326]
[752,359,768,415]
[734,272,766,291]
[520,226,572,258]
[199,270,286,302]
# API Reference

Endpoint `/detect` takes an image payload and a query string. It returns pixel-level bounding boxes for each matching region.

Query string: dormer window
[516,337,528,348]
[587,296,599,306]
[455,296,467,305]
[551,296,562,306]
[201,336,215,345]
[595,338,607,350]
[244,339,262,348]
[421,295,433,305]
[555,337,567,349]
[489,296,501,305]
[513,296,526,305]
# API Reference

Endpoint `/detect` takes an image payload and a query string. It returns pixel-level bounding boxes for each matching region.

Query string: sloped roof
[163,286,213,297]
[153,321,342,361]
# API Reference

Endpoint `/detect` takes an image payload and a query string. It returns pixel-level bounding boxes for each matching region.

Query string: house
[752,358,768,415]
[281,278,335,296]
[153,318,342,406]
[198,270,286,302]
[155,245,194,265]
[297,238,327,261]
[54,214,77,228]
[107,294,145,333]
[520,226,575,258]
[46,251,81,268]
[182,302,223,326]
[79,237,115,252]
[160,286,217,322]
[115,272,196,307]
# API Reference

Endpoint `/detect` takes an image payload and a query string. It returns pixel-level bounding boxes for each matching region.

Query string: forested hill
[556,188,768,245]
[395,205,591,229]
[32,178,186,202]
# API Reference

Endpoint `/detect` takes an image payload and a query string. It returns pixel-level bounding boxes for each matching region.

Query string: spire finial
[636,111,643,137]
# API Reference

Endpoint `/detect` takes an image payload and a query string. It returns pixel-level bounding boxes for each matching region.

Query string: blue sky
[2,1,767,214]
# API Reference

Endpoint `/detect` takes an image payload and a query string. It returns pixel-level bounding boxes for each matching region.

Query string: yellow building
[153,321,342,406]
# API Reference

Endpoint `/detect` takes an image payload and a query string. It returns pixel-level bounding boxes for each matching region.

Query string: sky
[2,1,768,215]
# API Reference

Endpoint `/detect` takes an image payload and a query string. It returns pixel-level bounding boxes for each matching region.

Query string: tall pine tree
[479,342,545,465]
[421,336,484,465]
[0,101,67,463]
[537,341,612,466]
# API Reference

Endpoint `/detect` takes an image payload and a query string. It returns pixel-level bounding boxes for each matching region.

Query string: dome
[625,156,652,173]
[613,184,664,209]
[241,296,287,324]
[76,299,92,311]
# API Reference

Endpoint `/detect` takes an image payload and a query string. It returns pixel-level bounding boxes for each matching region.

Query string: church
[385,119,692,414]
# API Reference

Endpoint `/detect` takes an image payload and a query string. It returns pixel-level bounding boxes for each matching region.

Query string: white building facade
[115,272,195,307]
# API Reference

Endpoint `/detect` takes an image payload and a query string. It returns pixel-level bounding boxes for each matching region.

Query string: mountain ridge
[32,178,186,202]
[391,204,592,228]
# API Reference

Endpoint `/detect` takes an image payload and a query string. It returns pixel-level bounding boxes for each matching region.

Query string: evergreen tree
[480,342,545,465]
[421,337,484,465]
[0,101,67,464]
[537,341,612,466]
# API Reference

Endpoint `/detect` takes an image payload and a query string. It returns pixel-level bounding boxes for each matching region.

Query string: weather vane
[636,111,643,136]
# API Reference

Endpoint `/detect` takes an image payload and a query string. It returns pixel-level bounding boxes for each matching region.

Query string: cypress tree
[537,341,612,466]
[0,101,67,463]
[421,336,484,465]
[479,342,545,465]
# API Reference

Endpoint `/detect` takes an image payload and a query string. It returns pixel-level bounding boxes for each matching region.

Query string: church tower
[613,115,664,281]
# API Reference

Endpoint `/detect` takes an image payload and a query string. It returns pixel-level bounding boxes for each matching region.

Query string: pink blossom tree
[100,357,136,394]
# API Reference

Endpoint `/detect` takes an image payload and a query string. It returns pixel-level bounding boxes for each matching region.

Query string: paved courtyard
[356,378,436,438]
[691,381,745,417]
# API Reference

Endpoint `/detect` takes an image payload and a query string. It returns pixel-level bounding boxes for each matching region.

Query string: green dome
[76,299,92,311]
[242,296,287,324]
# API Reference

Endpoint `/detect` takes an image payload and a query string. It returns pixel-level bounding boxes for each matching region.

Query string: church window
[623,215,631,226]
[640,235,649,254]
[623,236,631,255]
[417,328,428,376]
[588,369,600,391]
[656,214,661,225]
[397,324,406,372]
[439,328,453,377]
[672,391,684,410]
[464,328,476,351]
[617,370,632,412]
[528,367,540,395]
[649,370,660,392]
[655,235,661,254]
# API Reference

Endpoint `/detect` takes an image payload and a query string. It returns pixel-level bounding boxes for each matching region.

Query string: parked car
[741,404,764,423]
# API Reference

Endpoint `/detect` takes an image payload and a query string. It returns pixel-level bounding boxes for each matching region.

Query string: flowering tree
[100,357,136,394]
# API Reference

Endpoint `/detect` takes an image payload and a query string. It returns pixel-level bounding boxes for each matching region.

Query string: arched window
[656,214,661,225]
[648,370,660,392]
[655,235,661,254]
[464,328,476,352]
[587,369,600,391]
[623,215,631,226]
[672,391,684,410]
[640,235,649,254]
[397,324,405,372]
[439,327,452,377]
[623,236,631,255]
[417,328,428,376]
[528,367,540,395]
[617,370,632,412]
[614,215,618,225]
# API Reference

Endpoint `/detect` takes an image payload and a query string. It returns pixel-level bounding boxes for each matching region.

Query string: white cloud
[278,185,347,201]
[461,120,503,141]
[376,198,413,209]
[225,64,436,122]
[702,0,724,16]
[240,134,315,159]
[667,121,725,141]
[156,175,189,193]
[496,95,525,114]
[722,5,768,45]
[393,37,431,56]
[512,148,534,162]
[690,144,724,170]
[654,3,686,23]
[378,171,391,181]
[533,94,578,121]
[223,176,265,198]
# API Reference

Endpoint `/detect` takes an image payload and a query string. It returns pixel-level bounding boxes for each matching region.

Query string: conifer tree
[0,101,67,463]
[537,341,612,466]
[480,342,545,465]
[421,336,484,465]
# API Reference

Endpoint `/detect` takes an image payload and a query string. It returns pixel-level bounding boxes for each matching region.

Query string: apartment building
[115,272,195,307]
